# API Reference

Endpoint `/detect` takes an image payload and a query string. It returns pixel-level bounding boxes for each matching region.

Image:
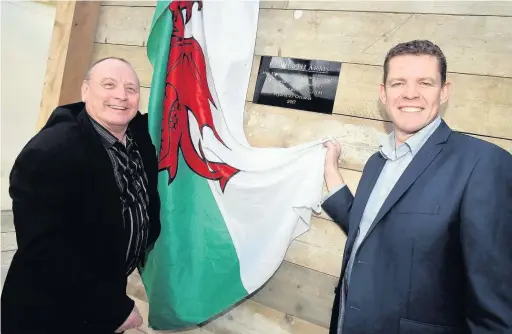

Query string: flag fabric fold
[141,0,328,329]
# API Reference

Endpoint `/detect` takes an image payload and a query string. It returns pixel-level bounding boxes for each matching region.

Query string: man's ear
[440,81,451,105]
[379,83,387,105]
[81,80,89,102]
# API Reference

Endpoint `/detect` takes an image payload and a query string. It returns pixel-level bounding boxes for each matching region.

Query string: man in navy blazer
[322,40,512,334]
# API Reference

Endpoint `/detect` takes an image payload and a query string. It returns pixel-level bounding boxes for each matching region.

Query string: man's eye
[126,88,138,94]
[420,82,432,86]
[103,83,115,88]
[391,82,403,87]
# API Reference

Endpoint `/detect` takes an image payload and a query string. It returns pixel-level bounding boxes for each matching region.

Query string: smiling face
[380,54,450,143]
[81,58,140,134]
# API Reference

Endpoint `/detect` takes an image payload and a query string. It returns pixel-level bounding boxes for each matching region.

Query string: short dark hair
[383,40,447,85]
[84,57,131,80]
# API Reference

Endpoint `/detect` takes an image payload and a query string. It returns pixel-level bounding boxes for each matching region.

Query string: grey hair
[383,40,447,85]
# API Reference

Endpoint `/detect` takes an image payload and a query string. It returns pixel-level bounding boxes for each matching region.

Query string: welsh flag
[140,0,326,329]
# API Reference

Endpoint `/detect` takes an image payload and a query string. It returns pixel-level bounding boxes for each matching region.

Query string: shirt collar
[380,116,442,161]
[88,115,129,149]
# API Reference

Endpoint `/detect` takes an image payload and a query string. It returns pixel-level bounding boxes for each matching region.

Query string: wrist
[325,164,339,175]
[324,169,345,192]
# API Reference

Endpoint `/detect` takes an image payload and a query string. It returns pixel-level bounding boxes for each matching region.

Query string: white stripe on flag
[184,1,329,294]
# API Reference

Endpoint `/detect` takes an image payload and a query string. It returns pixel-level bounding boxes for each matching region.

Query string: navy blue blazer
[322,120,512,334]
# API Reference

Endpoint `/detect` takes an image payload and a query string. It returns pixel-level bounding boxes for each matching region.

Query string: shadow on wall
[1,1,56,210]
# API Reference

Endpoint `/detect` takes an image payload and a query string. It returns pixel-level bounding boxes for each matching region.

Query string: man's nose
[113,86,128,100]
[403,83,420,99]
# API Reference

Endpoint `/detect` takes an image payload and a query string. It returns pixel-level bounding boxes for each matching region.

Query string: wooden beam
[37,1,100,130]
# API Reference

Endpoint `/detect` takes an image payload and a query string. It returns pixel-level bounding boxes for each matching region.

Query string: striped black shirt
[90,117,150,275]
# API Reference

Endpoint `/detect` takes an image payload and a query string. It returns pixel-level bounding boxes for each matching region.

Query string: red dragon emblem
[159,0,238,192]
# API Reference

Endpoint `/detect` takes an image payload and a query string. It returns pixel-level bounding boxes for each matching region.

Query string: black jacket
[1,102,161,334]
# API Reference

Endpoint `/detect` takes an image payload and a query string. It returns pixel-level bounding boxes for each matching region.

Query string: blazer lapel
[363,121,452,240]
[349,154,386,229]
[343,153,385,265]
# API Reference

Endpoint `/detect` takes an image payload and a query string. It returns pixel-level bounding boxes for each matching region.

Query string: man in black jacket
[1,57,161,333]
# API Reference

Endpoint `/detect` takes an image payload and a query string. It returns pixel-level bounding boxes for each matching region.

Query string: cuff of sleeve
[323,184,347,202]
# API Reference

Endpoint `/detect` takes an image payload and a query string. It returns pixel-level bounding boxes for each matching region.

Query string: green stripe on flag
[145,0,171,148]
[140,1,247,329]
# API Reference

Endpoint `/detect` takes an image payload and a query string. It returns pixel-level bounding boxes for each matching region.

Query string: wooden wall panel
[251,261,337,328]
[259,1,512,16]
[101,1,512,16]
[286,217,346,277]
[202,299,328,334]
[95,6,153,46]
[128,270,330,333]
[255,9,512,78]
[130,296,213,333]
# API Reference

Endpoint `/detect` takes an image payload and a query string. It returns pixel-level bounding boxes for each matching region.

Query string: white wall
[1,1,56,210]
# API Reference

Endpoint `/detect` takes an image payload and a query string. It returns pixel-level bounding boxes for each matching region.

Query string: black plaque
[252,56,341,114]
